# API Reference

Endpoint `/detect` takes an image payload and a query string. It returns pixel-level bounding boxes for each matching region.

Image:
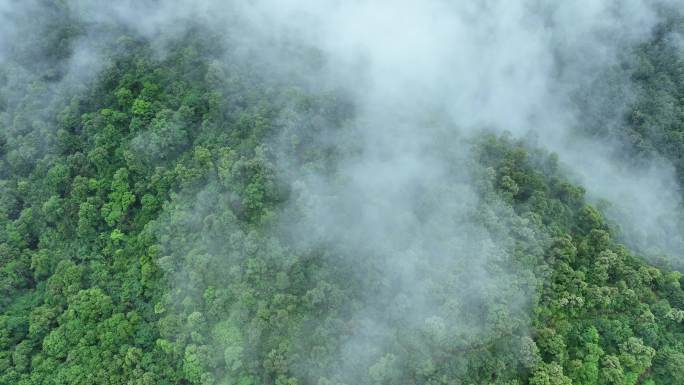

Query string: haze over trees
[1,1,684,385]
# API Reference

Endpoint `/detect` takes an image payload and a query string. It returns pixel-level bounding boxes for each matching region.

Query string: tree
[101,168,136,226]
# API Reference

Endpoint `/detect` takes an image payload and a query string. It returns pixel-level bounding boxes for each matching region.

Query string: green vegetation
[1,4,683,385]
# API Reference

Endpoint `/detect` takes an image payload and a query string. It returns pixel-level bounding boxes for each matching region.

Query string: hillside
[1,2,684,385]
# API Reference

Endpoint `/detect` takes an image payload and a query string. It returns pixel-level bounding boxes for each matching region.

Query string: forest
[1,1,684,385]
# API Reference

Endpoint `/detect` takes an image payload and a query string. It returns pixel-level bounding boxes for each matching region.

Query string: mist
[245,0,684,260]
[2,0,684,383]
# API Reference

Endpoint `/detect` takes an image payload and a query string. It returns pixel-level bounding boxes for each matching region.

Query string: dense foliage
[1,4,683,385]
